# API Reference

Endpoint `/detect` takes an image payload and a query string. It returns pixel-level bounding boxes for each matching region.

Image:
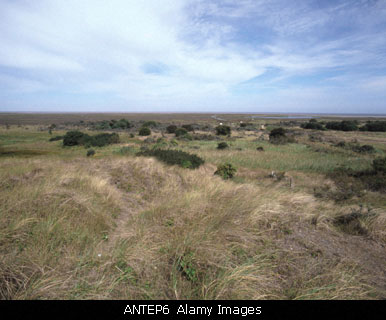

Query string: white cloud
[0,0,386,112]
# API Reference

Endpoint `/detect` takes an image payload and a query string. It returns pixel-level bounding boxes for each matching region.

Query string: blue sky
[0,0,386,113]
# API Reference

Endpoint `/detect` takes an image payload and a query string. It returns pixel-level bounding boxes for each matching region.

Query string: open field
[0,113,385,300]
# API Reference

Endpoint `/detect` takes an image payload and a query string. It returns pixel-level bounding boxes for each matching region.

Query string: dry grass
[1,124,385,300]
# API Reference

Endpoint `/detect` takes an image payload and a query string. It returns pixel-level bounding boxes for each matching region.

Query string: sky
[0,0,386,113]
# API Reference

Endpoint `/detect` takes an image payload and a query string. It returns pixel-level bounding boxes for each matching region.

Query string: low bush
[301,120,325,130]
[182,124,194,132]
[217,142,229,150]
[166,125,177,134]
[215,125,231,136]
[142,121,158,128]
[139,127,151,136]
[360,121,386,132]
[256,146,264,151]
[269,128,295,144]
[63,131,88,146]
[175,128,188,137]
[86,149,95,157]
[214,163,237,180]
[136,149,204,169]
[352,144,376,154]
[326,120,358,131]
[373,157,386,174]
[63,131,120,147]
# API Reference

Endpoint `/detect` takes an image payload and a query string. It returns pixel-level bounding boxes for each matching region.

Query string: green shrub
[217,142,229,150]
[175,128,188,137]
[326,120,358,131]
[139,127,151,136]
[352,144,376,154]
[142,121,158,128]
[301,120,325,130]
[63,131,88,146]
[269,127,295,144]
[360,121,386,132]
[112,118,132,129]
[136,149,204,169]
[215,125,231,136]
[373,157,386,174]
[63,131,119,147]
[269,127,286,139]
[166,125,177,134]
[182,124,194,132]
[86,149,95,157]
[214,163,237,180]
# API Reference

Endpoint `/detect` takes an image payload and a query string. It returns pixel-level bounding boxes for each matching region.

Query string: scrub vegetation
[0,113,385,300]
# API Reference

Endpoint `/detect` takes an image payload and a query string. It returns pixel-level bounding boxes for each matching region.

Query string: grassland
[0,114,385,300]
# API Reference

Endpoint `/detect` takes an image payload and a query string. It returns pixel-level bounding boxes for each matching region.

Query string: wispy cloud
[0,0,385,112]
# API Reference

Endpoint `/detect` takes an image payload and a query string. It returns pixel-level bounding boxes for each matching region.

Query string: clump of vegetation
[166,125,177,134]
[136,149,204,169]
[256,146,264,151]
[49,135,64,142]
[94,119,132,130]
[63,131,88,146]
[215,125,231,136]
[373,157,386,174]
[326,120,359,131]
[142,121,158,128]
[182,124,194,132]
[301,119,326,130]
[217,142,229,150]
[86,149,95,157]
[175,128,188,137]
[62,131,119,147]
[352,144,376,154]
[359,121,386,132]
[139,127,151,136]
[214,163,237,180]
[269,127,295,144]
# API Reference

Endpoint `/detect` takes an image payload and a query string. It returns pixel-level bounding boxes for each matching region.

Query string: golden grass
[1,126,385,300]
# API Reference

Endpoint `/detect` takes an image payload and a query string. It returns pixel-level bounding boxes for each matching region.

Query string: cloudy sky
[1,0,386,113]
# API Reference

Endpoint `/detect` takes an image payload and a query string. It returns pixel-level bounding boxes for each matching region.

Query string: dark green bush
[215,125,231,136]
[182,124,194,132]
[175,128,188,137]
[112,119,132,129]
[269,127,295,144]
[269,127,286,138]
[166,125,177,134]
[301,120,325,130]
[256,146,264,151]
[142,121,158,128]
[214,163,237,180]
[49,135,64,142]
[352,144,376,154]
[217,142,229,150]
[86,133,120,147]
[139,127,151,136]
[326,120,358,131]
[63,131,87,146]
[63,131,119,147]
[136,149,204,169]
[360,121,386,132]
[87,149,95,157]
[373,157,386,174]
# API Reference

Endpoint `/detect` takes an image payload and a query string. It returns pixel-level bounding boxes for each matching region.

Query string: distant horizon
[2,111,386,116]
